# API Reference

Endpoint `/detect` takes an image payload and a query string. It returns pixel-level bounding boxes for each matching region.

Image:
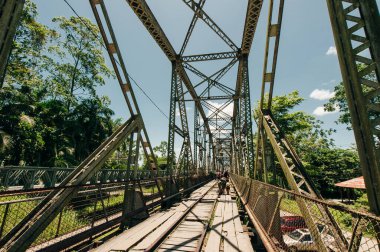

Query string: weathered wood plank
[204,198,225,252]
[92,211,175,252]
[232,199,254,252]
[223,195,240,252]
[131,211,183,250]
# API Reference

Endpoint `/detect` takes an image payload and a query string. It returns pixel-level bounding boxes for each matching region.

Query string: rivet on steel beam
[92,0,101,5]
[269,24,279,37]
[122,83,130,93]
[108,43,116,54]
[264,73,272,82]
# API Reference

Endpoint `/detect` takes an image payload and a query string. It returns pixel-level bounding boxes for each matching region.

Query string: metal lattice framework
[123,0,262,180]
[0,0,379,251]
[326,0,380,216]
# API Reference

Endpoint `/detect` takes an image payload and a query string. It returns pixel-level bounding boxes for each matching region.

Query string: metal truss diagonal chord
[326,0,380,215]
[0,0,25,87]
[182,0,238,51]
[241,0,264,54]
[0,116,141,252]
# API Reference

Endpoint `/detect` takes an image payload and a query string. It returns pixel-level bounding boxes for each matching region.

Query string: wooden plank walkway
[204,189,254,252]
[91,181,253,252]
[155,187,219,252]
[91,181,215,252]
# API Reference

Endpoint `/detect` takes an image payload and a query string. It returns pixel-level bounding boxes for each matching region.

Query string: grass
[0,191,127,246]
[280,197,377,237]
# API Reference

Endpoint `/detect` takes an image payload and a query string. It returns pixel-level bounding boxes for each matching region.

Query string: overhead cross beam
[182,0,238,52]
[125,0,176,60]
[233,0,263,121]
[179,0,206,56]
[126,0,220,176]
[241,0,264,54]
[181,51,238,62]
[125,0,213,142]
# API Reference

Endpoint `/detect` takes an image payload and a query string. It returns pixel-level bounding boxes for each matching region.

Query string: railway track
[92,181,219,252]
[92,180,254,252]
[146,182,219,252]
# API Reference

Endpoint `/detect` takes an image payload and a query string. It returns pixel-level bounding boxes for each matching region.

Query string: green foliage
[4,0,58,88]
[353,193,370,212]
[47,16,113,109]
[323,82,351,129]
[153,141,168,170]
[254,91,360,198]
[303,148,360,197]
[0,1,117,167]
[153,141,168,158]
[324,65,378,133]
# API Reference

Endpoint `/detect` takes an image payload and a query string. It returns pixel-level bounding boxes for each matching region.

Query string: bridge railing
[0,175,212,251]
[0,166,174,190]
[231,174,380,252]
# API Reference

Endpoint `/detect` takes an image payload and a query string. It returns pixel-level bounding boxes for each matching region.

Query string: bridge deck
[91,181,254,252]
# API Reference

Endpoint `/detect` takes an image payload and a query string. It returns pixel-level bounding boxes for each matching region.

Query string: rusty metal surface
[232,174,380,252]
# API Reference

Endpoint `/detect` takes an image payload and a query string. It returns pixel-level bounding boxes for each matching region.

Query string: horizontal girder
[181,51,238,62]
[241,0,264,54]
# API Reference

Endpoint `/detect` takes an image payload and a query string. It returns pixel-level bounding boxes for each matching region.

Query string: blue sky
[33,0,377,150]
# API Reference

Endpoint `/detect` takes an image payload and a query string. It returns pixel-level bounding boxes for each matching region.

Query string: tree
[4,0,57,89]
[47,16,113,110]
[324,82,352,129]
[0,85,45,165]
[0,3,117,167]
[303,147,360,197]
[324,65,378,133]
[153,141,168,157]
[253,91,333,157]
[253,91,360,197]
[66,97,114,162]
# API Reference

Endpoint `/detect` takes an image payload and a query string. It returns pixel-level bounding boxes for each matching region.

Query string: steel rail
[194,196,218,252]
[0,180,158,198]
[143,181,217,252]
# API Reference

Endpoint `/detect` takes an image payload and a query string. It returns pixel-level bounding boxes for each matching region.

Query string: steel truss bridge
[0,0,379,251]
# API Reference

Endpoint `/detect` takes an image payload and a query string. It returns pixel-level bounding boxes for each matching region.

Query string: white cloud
[207,101,234,118]
[313,106,339,116]
[310,89,335,100]
[326,46,337,56]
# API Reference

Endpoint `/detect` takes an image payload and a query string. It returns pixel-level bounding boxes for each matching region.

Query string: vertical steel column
[202,129,207,173]
[240,55,255,177]
[326,0,380,215]
[167,62,177,177]
[120,132,135,230]
[176,74,193,175]
[90,0,161,183]
[0,0,24,87]
[254,0,284,180]
[194,105,198,173]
